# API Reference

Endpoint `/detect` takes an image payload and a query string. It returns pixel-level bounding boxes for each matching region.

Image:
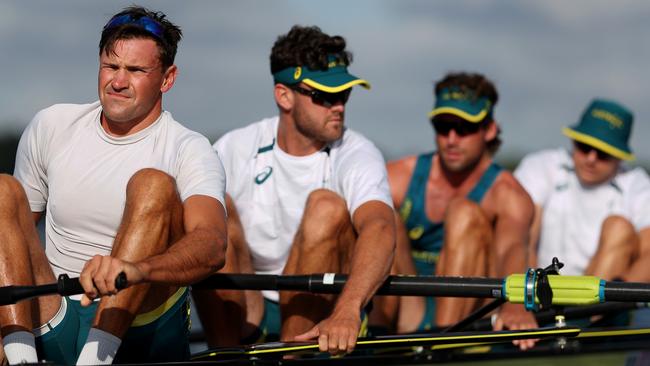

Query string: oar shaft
[605,281,650,302]
[193,273,505,298]
[196,273,650,305]
[3,272,650,307]
[375,275,502,297]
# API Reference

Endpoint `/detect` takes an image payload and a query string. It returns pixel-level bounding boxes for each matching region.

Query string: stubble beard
[440,149,482,175]
[293,107,344,145]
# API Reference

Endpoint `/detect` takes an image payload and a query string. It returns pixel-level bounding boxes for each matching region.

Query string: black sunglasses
[289,85,351,107]
[431,119,482,137]
[574,141,615,161]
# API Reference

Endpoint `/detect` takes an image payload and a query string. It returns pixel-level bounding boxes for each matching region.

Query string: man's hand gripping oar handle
[0,272,127,306]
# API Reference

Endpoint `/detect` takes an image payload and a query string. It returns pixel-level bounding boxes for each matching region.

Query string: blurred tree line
[0,133,20,174]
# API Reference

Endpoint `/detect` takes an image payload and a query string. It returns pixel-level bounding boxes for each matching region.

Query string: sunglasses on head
[431,118,483,137]
[105,14,165,40]
[574,141,615,161]
[289,84,351,107]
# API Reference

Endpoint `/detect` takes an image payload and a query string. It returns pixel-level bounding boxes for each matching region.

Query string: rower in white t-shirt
[515,99,650,281]
[192,25,396,356]
[0,6,227,365]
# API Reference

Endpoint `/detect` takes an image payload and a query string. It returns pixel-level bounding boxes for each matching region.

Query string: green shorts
[35,287,190,364]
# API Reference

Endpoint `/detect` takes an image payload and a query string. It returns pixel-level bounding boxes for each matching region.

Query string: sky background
[1,0,649,165]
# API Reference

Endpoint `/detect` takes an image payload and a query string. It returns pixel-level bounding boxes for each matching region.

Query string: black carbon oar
[192,273,504,297]
[0,273,127,306]
[193,273,650,304]
[2,272,650,306]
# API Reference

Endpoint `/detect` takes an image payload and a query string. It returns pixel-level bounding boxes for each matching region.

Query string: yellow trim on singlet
[131,287,187,327]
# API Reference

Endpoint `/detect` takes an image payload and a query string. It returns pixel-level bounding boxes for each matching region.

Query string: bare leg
[585,215,637,281]
[435,198,490,327]
[280,190,355,340]
[192,196,264,346]
[391,211,427,333]
[93,169,185,337]
[0,174,59,334]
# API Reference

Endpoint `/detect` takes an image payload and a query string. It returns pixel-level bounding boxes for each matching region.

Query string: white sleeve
[213,132,238,197]
[176,134,226,209]
[334,139,393,216]
[624,168,650,231]
[13,111,49,212]
[513,150,555,205]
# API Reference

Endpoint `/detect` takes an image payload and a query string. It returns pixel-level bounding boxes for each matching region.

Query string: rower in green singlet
[380,72,538,351]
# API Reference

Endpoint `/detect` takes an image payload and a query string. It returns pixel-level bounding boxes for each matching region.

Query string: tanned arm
[528,205,543,268]
[79,195,227,303]
[489,175,538,350]
[295,200,396,354]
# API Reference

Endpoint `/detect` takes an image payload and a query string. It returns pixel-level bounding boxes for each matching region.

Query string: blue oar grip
[524,268,538,311]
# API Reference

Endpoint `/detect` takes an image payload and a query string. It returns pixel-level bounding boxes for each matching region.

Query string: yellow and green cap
[563,99,635,161]
[428,87,493,123]
[272,56,370,93]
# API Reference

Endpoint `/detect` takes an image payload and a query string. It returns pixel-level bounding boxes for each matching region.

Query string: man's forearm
[495,237,529,277]
[137,227,226,285]
[335,217,395,312]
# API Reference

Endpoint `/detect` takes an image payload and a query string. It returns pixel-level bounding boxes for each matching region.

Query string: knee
[300,189,349,242]
[445,198,488,232]
[602,215,635,235]
[126,168,179,210]
[600,215,638,250]
[303,189,348,224]
[443,198,490,250]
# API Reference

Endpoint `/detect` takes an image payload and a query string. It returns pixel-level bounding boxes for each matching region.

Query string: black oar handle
[57,272,127,296]
[0,272,127,306]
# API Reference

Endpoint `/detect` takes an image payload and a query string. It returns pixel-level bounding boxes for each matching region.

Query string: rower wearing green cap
[193,25,395,356]
[381,72,538,350]
[515,99,650,283]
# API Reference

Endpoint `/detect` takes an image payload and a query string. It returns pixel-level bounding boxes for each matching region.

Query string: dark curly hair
[434,72,502,155]
[99,5,182,70]
[270,25,352,75]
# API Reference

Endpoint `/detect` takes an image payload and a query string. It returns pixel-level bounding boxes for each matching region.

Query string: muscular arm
[490,177,534,278]
[489,176,538,349]
[336,200,396,312]
[296,200,396,353]
[80,195,227,302]
[528,205,543,268]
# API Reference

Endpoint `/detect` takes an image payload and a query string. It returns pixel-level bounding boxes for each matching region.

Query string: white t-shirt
[14,101,226,278]
[514,148,650,275]
[215,116,392,300]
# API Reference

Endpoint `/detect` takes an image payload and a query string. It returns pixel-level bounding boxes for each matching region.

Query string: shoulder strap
[400,152,434,221]
[467,162,503,203]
